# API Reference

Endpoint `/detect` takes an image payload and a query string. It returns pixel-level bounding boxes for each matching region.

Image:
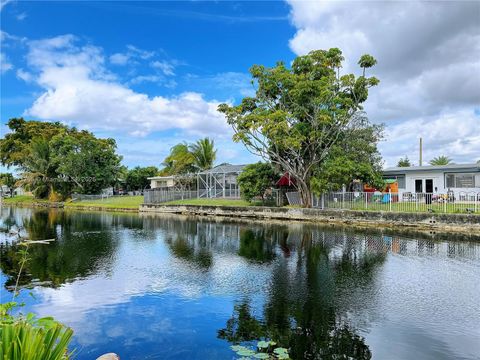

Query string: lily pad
[257,341,270,349]
[253,353,270,359]
[273,347,288,355]
[231,345,248,352]
[237,349,256,357]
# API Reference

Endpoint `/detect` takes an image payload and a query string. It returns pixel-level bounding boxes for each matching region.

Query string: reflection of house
[382,163,480,198]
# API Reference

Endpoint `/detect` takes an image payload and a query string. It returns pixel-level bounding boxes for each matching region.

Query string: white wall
[399,171,479,199]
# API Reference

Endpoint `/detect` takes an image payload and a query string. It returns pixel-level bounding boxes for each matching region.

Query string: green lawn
[66,196,144,209]
[163,198,251,207]
[0,195,49,204]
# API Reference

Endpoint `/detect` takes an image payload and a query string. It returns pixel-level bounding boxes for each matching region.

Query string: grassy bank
[1,195,144,210]
[1,195,49,204]
[66,196,144,209]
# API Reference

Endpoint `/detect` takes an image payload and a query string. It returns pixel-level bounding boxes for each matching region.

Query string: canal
[0,206,479,359]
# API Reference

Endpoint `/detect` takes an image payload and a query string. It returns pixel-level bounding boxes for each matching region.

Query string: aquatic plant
[230,341,290,359]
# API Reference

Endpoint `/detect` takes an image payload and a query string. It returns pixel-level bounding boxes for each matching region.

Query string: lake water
[0,206,479,360]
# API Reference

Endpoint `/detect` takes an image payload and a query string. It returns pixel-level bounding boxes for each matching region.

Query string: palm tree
[17,139,58,199]
[160,143,196,175]
[189,138,217,171]
[429,155,452,166]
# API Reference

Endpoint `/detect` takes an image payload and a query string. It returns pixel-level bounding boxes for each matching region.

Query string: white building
[383,163,480,199]
[148,176,176,189]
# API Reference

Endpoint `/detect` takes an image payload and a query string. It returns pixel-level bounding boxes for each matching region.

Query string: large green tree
[1,118,122,199]
[219,49,379,207]
[51,133,122,195]
[125,166,158,191]
[189,138,217,171]
[311,121,384,193]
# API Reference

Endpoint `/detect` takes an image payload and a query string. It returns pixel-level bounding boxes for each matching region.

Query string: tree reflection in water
[219,227,387,360]
[0,208,123,289]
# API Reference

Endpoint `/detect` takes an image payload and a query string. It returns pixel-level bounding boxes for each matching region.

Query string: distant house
[382,163,480,198]
[147,164,248,198]
[148,175,177,189]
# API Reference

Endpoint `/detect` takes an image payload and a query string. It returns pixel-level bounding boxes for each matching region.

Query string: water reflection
[0,208,136,289]
[0,208,479,360]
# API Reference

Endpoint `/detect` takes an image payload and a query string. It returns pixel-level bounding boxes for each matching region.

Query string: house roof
[197,164,248,174]
[147,175,176,180]
[383,163,480,174]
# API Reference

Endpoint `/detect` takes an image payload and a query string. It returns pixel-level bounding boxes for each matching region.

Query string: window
[445,173,478,188]
[446,174,455,188]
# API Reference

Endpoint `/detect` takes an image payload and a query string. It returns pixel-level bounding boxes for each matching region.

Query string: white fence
[286,191,480,214]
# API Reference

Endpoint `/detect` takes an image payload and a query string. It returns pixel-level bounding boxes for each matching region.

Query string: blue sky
[1,1,479,171]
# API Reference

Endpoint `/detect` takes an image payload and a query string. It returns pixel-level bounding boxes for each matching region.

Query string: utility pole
[419,137,423,166]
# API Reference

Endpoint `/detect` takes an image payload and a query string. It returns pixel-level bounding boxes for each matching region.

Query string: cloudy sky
[1,0,479,170]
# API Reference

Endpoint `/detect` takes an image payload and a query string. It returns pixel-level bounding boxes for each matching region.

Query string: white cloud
[151,60,175,76]
[16,11,26,20]
[22,35,230,138]
[0,0,12,11]
[380,109,480,167]
[0,53,13,73]
[16,68,33,82]
[287,1,480,164]
[109,53,130,65]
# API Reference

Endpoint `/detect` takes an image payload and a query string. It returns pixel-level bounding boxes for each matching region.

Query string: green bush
[237,163,279,204]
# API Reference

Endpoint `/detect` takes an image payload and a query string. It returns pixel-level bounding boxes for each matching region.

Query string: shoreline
[140,203,480,236]
[3,200,480,236]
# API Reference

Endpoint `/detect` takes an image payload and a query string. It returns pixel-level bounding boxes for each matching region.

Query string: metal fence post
[389,189,392,212]
[365,193,368,210]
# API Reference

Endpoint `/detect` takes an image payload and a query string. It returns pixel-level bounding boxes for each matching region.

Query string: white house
[382,163,480,199]
[148,176,177,189]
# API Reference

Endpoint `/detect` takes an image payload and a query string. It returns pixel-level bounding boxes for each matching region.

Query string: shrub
[237,163,279,204]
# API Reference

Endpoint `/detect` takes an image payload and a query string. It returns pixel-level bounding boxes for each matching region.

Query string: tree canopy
[159,137,217,175]
[237,162,279,203]
[0,118,122,199]
[125,166,158,191]
[311,122,384,193]
[219,49,380,207]
[189,138,217,171]
[396,157,411,167]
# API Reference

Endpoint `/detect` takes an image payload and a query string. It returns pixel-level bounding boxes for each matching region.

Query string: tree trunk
[297,180,312,208]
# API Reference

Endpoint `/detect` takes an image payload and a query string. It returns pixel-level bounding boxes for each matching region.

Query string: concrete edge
[139,203,480,235]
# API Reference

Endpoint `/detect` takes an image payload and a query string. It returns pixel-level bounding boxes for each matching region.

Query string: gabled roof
[197,164,248,174]
[383,163,480,174]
